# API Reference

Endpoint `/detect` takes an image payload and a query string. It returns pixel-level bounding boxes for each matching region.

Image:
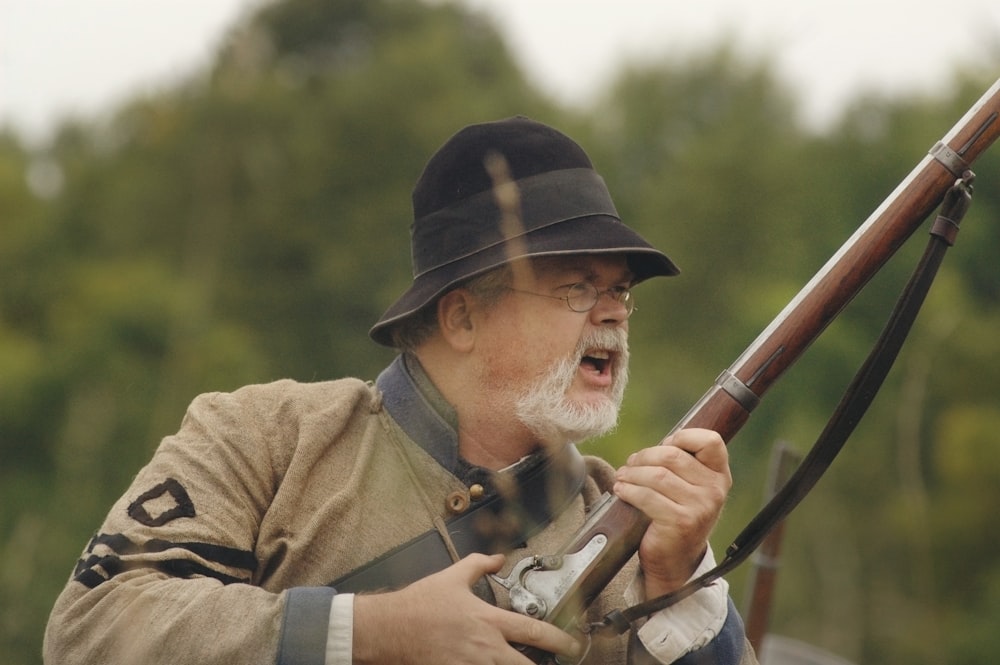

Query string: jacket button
[469,484,485,501]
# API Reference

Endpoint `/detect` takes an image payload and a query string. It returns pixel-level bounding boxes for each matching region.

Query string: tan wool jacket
[44,358,756,665]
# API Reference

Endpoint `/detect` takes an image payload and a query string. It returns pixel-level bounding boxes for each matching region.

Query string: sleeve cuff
[277,586,336,665]
[628,546,731,662]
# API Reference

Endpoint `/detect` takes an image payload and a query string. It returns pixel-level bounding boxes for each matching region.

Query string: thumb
[452,553,506,586]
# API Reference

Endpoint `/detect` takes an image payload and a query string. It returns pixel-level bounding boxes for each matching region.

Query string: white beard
[514,327,630,446]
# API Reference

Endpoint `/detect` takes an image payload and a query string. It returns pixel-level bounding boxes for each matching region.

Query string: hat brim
[369,214,678,346]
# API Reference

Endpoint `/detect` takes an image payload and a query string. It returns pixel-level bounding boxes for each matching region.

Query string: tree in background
[1,1,556,660]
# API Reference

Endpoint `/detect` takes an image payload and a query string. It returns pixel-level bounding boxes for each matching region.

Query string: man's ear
[436,289,476,352]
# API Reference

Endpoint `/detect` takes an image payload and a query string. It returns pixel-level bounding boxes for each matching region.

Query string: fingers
[623,428,730,481]
[447,555,583,660]
[613,428,731,538]
[449,552,506,585]
[660,427,729,470]
[491,611,583,662]
[356,553,581,665]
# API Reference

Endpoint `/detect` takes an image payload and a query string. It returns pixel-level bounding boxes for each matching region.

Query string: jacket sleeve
[43,384,335,665]
[628,597,758,664]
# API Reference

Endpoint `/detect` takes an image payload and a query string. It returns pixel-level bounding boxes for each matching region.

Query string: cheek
[475,301,585,379]
[482,331,543,381]
[478,329,563,390]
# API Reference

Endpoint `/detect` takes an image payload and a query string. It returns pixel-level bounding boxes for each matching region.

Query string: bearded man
[45,117,759,665]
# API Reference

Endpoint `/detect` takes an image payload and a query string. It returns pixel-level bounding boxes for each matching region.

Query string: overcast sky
[3,0,1000,142]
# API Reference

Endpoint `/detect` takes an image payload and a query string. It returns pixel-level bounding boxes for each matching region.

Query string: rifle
[492,77,1000,661]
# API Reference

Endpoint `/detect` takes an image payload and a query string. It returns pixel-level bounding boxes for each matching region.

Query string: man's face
[470,254,634,444]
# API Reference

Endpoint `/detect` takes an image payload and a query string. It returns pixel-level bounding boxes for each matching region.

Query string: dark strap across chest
[330,444,586,593]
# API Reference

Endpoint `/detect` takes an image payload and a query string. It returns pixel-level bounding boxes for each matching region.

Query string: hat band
[410,168,620,278]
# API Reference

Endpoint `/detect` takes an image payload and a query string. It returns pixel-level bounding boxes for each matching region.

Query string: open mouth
[581,349,613,376]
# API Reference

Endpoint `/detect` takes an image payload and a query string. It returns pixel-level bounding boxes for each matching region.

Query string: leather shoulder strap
[330,445,587,593]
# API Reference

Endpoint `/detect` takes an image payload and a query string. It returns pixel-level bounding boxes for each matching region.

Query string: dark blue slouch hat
[370,116,678,346]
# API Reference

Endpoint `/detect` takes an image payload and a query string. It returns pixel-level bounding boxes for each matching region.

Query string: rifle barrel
[540,77,1000,642]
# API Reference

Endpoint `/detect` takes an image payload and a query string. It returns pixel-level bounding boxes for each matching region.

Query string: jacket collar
[375,354,587,496]
[376,353,463,474]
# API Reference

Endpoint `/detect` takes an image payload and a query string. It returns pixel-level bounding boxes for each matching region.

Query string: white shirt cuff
[325,593,354,665]
[627,546,729,663]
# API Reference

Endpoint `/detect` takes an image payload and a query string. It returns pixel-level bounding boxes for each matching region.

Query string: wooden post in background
[742,441,803,654]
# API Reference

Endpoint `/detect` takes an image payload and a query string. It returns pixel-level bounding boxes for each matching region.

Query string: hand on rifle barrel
[613,428,732,600]
[352,553,582,664]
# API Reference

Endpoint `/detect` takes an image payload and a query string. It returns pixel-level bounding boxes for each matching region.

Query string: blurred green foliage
[2,0,999,663]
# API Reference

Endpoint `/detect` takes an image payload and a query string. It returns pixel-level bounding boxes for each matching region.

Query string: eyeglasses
[507,282,635,317]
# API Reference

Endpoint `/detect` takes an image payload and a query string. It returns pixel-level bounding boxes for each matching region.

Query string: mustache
[574,326,629,359]
[515,325,630,446]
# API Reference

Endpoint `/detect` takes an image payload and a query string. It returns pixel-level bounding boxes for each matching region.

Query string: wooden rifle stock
[538,78,1000,641]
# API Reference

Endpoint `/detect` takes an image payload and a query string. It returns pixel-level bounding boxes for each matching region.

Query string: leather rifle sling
[590,173,976,636]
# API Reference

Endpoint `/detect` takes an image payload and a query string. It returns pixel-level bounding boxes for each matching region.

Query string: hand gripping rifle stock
[495,78,1000,660]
